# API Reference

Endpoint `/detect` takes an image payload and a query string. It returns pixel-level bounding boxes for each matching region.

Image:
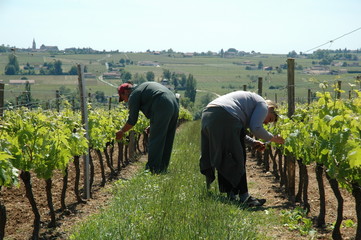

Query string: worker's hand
[270,135,285,144]
[254,141,266,152]
[116,130,124,140]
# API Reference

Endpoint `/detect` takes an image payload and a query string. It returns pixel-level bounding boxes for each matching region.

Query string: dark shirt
[127,82,173,125]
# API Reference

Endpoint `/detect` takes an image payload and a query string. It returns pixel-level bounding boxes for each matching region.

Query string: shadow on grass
[203,190,295,212]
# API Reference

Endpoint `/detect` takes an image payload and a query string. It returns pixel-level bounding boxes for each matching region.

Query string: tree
[200,93,214,107]
[171,72,179,89]
[180,97,193,110]
[17,81,33,108]
[179,73,187,88]
[5,54,19,75]
[121,71,132,82]
[184,74,197,102]
[68,66,78,75]
[146,71,155,81]
[5,65,16,75]
[119,58,125,66]
[319,58,332,65]
[311,49,330,60]
[53,60,63,75]
[206,51,213,56]
[133,73,146,84]
[287,50,298,58]
[162,69,171,80]
[0,45,9,52]
[95,91,106,103]
[227,48,238,54]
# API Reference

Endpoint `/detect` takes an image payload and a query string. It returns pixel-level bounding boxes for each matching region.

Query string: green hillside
[1,51,360,108]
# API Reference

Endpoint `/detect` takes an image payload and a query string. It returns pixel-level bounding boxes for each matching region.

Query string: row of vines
[261,88,361,239]
[0,100,192,240]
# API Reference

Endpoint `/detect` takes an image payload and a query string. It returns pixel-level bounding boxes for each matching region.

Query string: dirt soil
[0,147,357,240]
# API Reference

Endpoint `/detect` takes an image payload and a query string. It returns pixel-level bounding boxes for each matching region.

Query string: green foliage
[0,45,10,53]
[5,54,19,75]
[94,91,106,103]
[178,107,193,122]
[200,93,215,107]
[121,71,132,82]
[132,72,146,84]
[179,73,187,88]
[287,50,298,58]
[40,60,64,75]
[280,207,316,236]
[341,219,356,228]
[269,88,361,191]
[184,74,197,102]
[0,105,146,188]
[68,65,78,75]
[0,103,150,189]
[146,71,155,81]
[53,60,63,75]
[162,69,171,80]
[0,150,19,187]
[5,64,16,75]
[1,108,74,179]
[179,96,194,110]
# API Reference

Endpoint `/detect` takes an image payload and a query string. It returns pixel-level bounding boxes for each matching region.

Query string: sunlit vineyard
[266,88,361,239]
[0,102,192,239]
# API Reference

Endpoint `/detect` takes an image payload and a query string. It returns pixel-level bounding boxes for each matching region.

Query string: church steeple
[32,38,36,50]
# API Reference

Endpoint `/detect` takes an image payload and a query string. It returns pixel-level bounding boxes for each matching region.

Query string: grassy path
[69,121,285,240]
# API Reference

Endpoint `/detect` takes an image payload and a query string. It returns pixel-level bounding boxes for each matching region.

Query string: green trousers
[146,92,179,173]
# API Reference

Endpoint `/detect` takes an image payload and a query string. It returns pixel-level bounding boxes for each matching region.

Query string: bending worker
[200,90,285,207]
[116,81,179,174]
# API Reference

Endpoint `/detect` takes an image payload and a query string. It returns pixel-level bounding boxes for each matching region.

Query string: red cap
[118,83,133,102]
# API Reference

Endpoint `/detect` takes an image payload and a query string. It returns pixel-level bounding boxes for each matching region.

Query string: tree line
[4,54,86,75]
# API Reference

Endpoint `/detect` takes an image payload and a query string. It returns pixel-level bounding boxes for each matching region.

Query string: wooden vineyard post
[256,77,263,165]
[337,80,342,99]
[0,83,4,117]
[56,90,60,112]
[308,89,312,105]
[258,77,263,97]
[71,98,75,111]
[243,84,247,91]
[128,131,136,160]
[108,97,112,111]
[77,64,91,199]
[287,58,296,201]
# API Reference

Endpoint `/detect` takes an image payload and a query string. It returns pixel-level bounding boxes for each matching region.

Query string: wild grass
[69,121,282,240]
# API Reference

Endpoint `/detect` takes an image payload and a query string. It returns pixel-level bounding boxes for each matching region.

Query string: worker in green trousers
[116,81,179,174]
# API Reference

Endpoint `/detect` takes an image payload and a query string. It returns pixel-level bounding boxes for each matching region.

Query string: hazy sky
[1,0,360,54]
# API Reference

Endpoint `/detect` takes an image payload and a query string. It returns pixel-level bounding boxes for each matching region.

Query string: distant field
[1,51,360,105]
